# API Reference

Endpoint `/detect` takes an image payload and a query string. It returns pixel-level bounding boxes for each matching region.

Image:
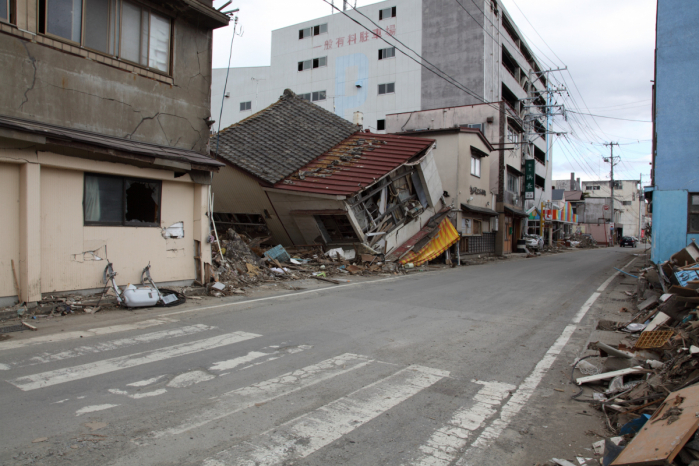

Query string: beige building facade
[0,0,228,305]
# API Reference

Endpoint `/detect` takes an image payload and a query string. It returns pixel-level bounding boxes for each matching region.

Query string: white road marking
[0,363,10,370]
[151,353,373,438]
[75,404,119,416]
[109,388,168,399]
[127,376,166,387]
[167,371,215,388]
[9,331,261,391]
[456,258,636,465]
[0,318,177,351]
[24,324,215,366]
[203,365,449,466]
[209,351,269,372]
[53,399,69,404]
[409,380,515,466]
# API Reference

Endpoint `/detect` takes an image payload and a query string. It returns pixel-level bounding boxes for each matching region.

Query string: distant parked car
[620,236,637,247]
[524,234,544,250]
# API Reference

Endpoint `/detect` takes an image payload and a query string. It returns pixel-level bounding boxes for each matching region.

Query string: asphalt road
[0,247,636,466]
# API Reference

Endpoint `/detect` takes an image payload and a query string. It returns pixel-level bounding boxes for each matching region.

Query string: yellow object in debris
[400,218,460,267]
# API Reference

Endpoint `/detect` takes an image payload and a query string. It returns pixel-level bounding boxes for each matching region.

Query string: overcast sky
[211,0,656,185]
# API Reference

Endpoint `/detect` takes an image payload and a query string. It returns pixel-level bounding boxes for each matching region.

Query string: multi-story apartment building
[211,0,552,255]
[0,0,227,304]
[580,180,643,240]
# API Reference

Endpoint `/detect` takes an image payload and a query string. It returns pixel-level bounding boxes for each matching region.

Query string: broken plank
[576,366,645,385]
[21,321,37,331]
[312,276,341,285]
[643,312,671,333]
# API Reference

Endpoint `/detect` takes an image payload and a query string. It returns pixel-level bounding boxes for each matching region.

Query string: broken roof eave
[180,0,230,29]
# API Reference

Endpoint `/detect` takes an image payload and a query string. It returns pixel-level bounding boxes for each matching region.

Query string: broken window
[39,0,171,73]
[213,212,270,238]
[689,194,699,233]
[378,47,395,60]
[379,6,396,20]
[83,173,161,226]
[240,101,252,111]
[315,215,359,242]
[378,82,395,95]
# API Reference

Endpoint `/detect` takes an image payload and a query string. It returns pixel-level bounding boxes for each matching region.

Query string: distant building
[581,180,642,239]
[649,0,699,262]
[211,0,548,132]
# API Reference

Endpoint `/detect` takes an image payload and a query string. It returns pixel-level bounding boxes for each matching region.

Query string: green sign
[524,159,535,200]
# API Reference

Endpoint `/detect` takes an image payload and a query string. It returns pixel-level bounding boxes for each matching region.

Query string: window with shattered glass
[84,173,161,226]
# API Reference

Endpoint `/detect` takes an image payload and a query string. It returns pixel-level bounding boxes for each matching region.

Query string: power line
[567,110,652,123]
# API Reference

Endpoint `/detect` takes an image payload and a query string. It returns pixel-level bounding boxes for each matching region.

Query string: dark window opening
[689,194,699,233]
[299,93,311,101]
[1,0,15,24]
[379,6,396,20]
[84,173,161,226]
[534,120,546,138]
[377,119,385,131]
[315,215,359,242]
[501,83,519,113]
[534,145,545,165]
[299,23,327,39]
[535,174,545,190]
[312,90,326,101]
[240,101,251,111]
[378,47,395,60]
[501,45,518,80]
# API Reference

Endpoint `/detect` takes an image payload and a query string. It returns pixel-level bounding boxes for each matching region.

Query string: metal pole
[639,173,643,240]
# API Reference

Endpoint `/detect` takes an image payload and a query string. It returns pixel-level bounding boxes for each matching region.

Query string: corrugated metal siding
[211,165,292,246]
[0,163,20,298]
[273,132,435,196]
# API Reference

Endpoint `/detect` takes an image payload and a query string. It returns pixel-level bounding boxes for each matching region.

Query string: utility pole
[603,142,620,244]
[639,173,643,240]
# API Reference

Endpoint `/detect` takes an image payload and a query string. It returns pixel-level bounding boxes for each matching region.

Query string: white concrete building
[580,180,643,239]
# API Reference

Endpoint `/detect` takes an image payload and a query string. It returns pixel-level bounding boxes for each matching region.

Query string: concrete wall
[0,146,211,303]
[211,165,292,246]
[651,1,699,262]
[0,4,215,155]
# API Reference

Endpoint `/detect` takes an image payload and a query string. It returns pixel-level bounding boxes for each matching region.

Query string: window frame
[378,82,395,95]
[378,46,396,60]
[239,101,251,111]
[83,173,162,227]
[299,22,327,39]
[379,6,396,20]
[298,56,326,72]
[506,125,519,144]
[377,119,386,131]
[506,171,519,193]
[471,155,481,177]
[689,193,699,233]
[0,0,14,24]
[311,90,326,102]
[37,0,173,76]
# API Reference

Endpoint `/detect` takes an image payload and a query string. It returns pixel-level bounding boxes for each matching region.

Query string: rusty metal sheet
[611,385,699,465]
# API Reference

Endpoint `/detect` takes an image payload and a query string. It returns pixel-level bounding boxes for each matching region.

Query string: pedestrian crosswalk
[0,320,520,465]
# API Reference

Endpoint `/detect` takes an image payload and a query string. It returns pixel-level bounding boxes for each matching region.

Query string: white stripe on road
[109,388,168,399]
[75,404,119,416]
[127,375,166,387]
[455,258,636,465]
[152,353,373,439]
[0,318,177,351]
[166,370,215,388]
[209,351,269,371]
[25,324,215,366]
[409,380,515,466]
[203,365,449,466]
[9,331,261,391]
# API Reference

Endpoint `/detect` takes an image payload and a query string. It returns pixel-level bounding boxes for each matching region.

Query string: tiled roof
[273,132,435,197]
[213,89,361,184]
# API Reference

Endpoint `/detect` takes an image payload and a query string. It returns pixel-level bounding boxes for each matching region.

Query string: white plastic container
[122,284,159,308]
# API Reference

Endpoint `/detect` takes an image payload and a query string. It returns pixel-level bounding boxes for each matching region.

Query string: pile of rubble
[548,241,699,466]
[206,229,399,297]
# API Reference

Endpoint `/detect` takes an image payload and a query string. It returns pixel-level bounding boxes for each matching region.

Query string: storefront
[460,204,499,255]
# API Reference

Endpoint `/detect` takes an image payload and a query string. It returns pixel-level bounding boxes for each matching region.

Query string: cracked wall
[0,16,213,154]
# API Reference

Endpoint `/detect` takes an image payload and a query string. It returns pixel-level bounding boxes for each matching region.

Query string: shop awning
[461,203,499,217]
[399,218,460,266]
[505,206,528,218]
